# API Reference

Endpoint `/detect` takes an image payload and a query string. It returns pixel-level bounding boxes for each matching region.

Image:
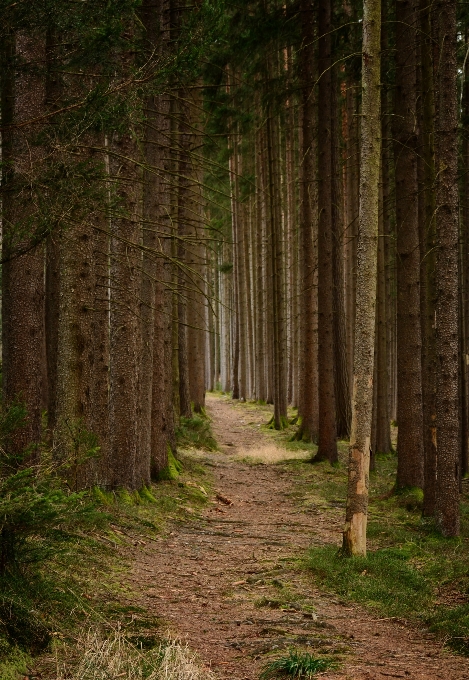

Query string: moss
[157,449,183,481]
[139,486,157,503]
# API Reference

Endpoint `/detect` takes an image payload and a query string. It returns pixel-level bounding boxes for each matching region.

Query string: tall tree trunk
[343,0,381,556]
[1,29,47,459]
[298,0,319,442]
[185,88,206,413]
[433,0,460,536]
[420,0,438,515]
[332,66,351,440]
[266,86,288,429]
[54,194,95,489]
[393,0,424,489]
[317,0,338,461]
[108,132,141,490]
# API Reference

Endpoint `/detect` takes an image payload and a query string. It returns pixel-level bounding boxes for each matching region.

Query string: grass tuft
[176,414,217,451]
[260,649,336,679]
[56,629,215,680]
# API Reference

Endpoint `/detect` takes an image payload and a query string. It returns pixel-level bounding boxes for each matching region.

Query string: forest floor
[129,393,469,680]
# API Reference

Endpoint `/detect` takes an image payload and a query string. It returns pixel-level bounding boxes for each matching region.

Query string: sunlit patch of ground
[234,443,311,464]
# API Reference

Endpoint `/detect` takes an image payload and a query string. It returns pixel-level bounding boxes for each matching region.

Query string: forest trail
[131,394,469,680]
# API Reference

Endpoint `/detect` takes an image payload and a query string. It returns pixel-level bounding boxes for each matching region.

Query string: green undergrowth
[225,399,469,656]
[301,452,469,655]
[176,413,218,451]
[0,446,212,675]
[260,648,337,679]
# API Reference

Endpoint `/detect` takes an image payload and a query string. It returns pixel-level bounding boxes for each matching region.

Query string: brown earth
[131,393,469,680]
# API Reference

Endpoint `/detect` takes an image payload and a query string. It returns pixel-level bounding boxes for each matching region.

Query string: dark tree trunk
[316,0,338,462]
[1,29,47,459]
[433,0,460,536]
[393,0,424,489]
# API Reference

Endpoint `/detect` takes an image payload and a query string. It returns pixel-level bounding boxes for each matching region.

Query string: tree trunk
[317,0,337,461]
[393,0,424,489]
[420,0,438,515]
[298,0,319,442]
[343,0,381,556]
[433,0,460,536]
[1,29,47,459]
[108,132,141,490]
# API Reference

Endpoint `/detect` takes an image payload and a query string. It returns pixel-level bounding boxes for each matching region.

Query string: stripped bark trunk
[343,0,381,556]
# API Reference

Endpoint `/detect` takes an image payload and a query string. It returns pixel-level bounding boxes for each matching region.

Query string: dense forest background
[1,0,469,675]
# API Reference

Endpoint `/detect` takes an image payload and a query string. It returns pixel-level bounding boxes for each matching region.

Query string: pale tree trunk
[1,29,47,459]
[433,0,460,536]
[343,0,381,556]
[298,0,318,442]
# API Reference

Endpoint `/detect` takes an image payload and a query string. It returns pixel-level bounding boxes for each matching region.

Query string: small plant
[260,649,336,679]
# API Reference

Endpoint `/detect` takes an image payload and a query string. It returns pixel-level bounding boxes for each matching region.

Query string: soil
[132,394,469,680]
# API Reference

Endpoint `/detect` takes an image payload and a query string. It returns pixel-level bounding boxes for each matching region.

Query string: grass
[302,453,469,655]
[259,649,336,679]
[55,629,215,680]
[227,399,469,656]
[0,447,213,677]
[176,414,218,452]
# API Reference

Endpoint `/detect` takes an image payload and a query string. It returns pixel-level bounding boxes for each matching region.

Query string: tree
[1,27,47,459]
[393,0,424,489]
[343,0,381,556]
[316,0,338,462]
[433,0,460,536]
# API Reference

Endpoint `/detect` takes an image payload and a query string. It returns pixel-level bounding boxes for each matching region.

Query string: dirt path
[132,394,469,679]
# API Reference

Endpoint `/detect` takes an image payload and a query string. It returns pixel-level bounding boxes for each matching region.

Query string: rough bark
[298,0,319,442]
[433,0,460,536]
[393,0,424,489]
[420,0,438,515]
[316,0,338,461]
[108,132,141,490]
[343,0,381,556]
[1,29,47,459]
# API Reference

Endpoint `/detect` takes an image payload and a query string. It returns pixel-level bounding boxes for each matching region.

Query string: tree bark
[433,0,460,536]
[108,132,141,490]
[298,0,319,442]
[317,0,338,461]
[343,0,381,556]
[393,0,424,489]
[1,29,47,459]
